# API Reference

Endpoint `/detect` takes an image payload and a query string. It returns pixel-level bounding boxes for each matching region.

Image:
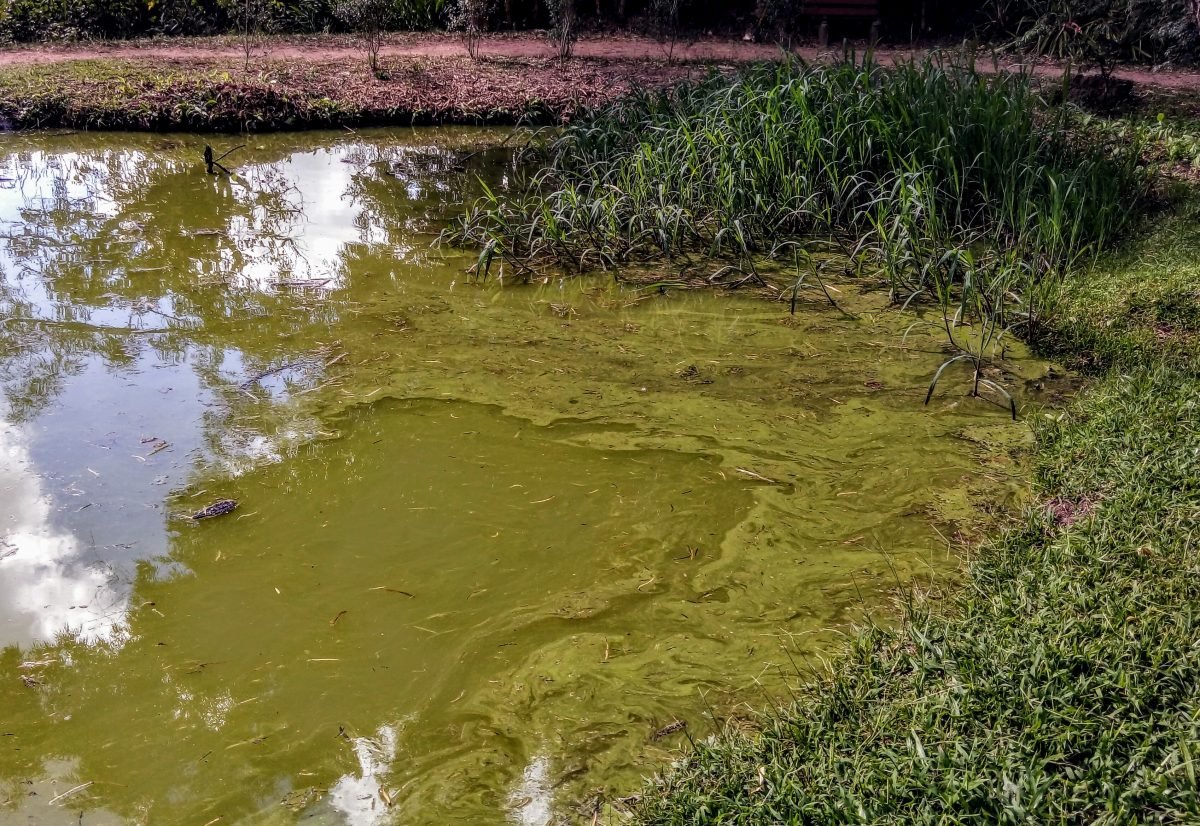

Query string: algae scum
[0,129,1045,824]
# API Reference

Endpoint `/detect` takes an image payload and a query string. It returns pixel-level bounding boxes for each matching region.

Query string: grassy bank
[1040,194,1200,374]
[615,115,1200,826]
[627,369,1200,821]
[0,55,690,131]
[619,201,1200,820]
[444,56,1200,821]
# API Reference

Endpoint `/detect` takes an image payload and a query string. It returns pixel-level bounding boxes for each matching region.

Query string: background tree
[237,0,271,70]
[649,0,690,61]
[546,0,576,59]
[447,0,494,59]
[334,0,407,75]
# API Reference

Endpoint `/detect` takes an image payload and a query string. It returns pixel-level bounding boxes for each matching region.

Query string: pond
[0,129,1048,824]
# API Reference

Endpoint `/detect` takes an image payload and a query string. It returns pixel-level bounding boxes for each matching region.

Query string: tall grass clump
[450,53,1148,408]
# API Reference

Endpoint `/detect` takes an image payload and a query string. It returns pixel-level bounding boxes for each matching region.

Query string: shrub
[447,0,493,59]
[333,0,434,73]
[0,0,147,40]
[983,0,1200,68]
[545,0,577,59]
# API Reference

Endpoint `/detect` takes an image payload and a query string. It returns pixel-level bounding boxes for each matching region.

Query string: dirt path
[1,32,1198,94]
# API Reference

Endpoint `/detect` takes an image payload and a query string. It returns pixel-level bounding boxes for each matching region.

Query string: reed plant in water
[448,52,1148,413]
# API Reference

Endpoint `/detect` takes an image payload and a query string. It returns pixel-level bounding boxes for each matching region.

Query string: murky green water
[0,129,1048,825]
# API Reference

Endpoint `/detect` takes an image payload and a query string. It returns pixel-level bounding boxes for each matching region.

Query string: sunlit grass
[1041,191,1200,374]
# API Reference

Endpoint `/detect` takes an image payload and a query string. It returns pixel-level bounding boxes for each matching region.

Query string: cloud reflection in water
[0,419,126,648]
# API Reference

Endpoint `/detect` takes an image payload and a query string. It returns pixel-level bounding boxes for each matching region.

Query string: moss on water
[0,130,1049,823]
[627,364,1200,825]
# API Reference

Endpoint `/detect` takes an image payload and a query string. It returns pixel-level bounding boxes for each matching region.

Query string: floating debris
[652,720,687,741]
[273,278,332,290]
[192,499,238,520]
[734,467,780,485]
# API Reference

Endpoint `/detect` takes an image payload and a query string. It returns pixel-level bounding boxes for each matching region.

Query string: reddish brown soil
[1,33,1196,133]
[1,32,1198,93]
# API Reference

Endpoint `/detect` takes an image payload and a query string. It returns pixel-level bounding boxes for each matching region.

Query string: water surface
[0,129,1045,824]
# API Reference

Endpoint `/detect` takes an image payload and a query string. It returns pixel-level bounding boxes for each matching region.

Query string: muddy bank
[0,54,699,132]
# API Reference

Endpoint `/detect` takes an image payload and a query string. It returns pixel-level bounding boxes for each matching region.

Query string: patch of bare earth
[1,33,1198,131]
[1045,495,1098,528]
[0,53,701,130]
[2,32,1199,92]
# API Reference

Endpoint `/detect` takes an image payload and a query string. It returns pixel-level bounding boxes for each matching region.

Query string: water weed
[450,53,1149,405]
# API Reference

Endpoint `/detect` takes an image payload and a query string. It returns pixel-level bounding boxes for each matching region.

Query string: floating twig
[204,144,243,175]
[369,586,415,597]
[735,467,780,485]
[48,782,93,806]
